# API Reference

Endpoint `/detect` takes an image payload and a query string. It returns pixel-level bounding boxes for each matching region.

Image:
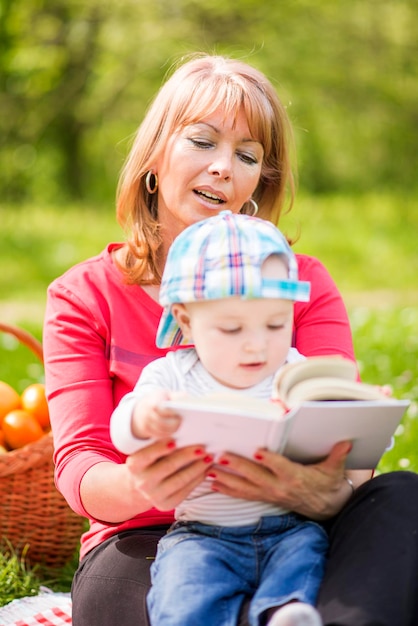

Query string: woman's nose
[208,151,233,180]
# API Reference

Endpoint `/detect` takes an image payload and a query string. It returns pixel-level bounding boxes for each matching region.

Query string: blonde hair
[116,54,296,284]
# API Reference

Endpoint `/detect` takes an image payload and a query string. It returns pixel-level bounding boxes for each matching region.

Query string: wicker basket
[0,322,85,568]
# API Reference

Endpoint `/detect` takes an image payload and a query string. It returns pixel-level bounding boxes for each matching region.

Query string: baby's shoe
[268,602,323,626]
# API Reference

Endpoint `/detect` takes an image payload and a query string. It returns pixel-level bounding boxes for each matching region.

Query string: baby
[111,211,324,626]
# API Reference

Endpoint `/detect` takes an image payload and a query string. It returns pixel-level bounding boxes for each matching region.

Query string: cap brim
[156,306,189,348]
[260,278,311,302]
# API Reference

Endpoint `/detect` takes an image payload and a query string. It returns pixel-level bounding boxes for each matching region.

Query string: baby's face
[183,294,293,389]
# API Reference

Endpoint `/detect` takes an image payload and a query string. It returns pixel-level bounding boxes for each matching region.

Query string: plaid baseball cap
[156,210,310,347]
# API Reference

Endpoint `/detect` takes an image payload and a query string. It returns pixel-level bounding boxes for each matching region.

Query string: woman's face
[154,107,264,241]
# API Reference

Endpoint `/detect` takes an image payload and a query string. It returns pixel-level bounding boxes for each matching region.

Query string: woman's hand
[126,439,214,512]
[206,441,371,520]
[80,440,214,523]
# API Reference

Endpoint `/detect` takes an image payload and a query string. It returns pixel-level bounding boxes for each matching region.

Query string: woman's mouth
[194,190,225,205]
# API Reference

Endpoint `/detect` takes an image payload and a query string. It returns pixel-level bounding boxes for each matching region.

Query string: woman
[43,54,418,626]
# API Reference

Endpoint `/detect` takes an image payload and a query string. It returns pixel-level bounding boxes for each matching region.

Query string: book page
[286,377,387,406]
[274,356,358,401]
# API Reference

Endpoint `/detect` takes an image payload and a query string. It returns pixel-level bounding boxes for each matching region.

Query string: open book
[162,356,410,469]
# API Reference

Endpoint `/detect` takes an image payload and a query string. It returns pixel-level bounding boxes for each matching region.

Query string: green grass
[0,546,42,605]
[0,543,78,606]
[0,193,417,606]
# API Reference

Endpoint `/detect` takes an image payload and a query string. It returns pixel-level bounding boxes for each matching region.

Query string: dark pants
[317,471,418,625]
[71,471,418,626]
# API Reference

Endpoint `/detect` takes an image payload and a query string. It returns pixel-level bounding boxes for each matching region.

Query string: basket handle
[0,322,43,363]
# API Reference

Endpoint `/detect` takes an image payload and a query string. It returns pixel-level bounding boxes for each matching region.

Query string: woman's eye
[189,138,213,149]
[238,152,258,165]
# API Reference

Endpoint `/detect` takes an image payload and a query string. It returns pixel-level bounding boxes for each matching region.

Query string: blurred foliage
[283,192,418,295]
[0,0,417,204]
[0,203,122,305]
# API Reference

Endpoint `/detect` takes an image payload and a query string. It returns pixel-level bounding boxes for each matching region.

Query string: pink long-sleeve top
[43,243,355,560]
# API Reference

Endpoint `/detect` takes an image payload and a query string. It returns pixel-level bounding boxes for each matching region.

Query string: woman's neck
[140,283,161,302]
[111,244,162,303]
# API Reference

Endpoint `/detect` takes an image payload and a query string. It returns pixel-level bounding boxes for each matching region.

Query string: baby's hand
[378,384,393,397]
[132,390,182,441]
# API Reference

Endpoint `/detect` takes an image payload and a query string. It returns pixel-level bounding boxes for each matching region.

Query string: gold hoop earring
[145,170,158,194]
[240,198,258,217]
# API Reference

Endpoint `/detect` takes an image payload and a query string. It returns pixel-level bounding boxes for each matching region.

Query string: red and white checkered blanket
[0,590,71,626]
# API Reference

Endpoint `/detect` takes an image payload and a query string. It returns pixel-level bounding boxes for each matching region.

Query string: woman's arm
[293,254,356,362]
[44,272,211,524]
[79,442,214,523]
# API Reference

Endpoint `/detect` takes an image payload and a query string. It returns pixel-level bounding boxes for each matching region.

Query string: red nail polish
[254,452,264,461]
[206,472,217,479]
[194,447,204,456]
[219,458,230,465]
[203,455,214,463]
[167,440,176,449]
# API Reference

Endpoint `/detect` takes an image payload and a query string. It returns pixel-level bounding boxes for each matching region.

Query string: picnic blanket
[0,589,71,626]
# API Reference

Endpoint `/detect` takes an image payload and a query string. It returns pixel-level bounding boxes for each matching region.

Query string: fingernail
[203,455,214,463]
[194,447,205,456]
[219,458,230,465]
[254,452,264,461]
[206,472,217,479]
[167,440,176,449]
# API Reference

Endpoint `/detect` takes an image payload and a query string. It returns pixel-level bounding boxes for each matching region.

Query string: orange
[0,428,5,447]
[2,409,44,449]
[21,383,50,430]
[0,381,21,424]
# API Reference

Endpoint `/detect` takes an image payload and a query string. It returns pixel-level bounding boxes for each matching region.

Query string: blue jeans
[147,514,328,626]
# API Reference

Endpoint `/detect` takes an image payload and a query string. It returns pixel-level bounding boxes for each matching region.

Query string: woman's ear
[171,304,192,341]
